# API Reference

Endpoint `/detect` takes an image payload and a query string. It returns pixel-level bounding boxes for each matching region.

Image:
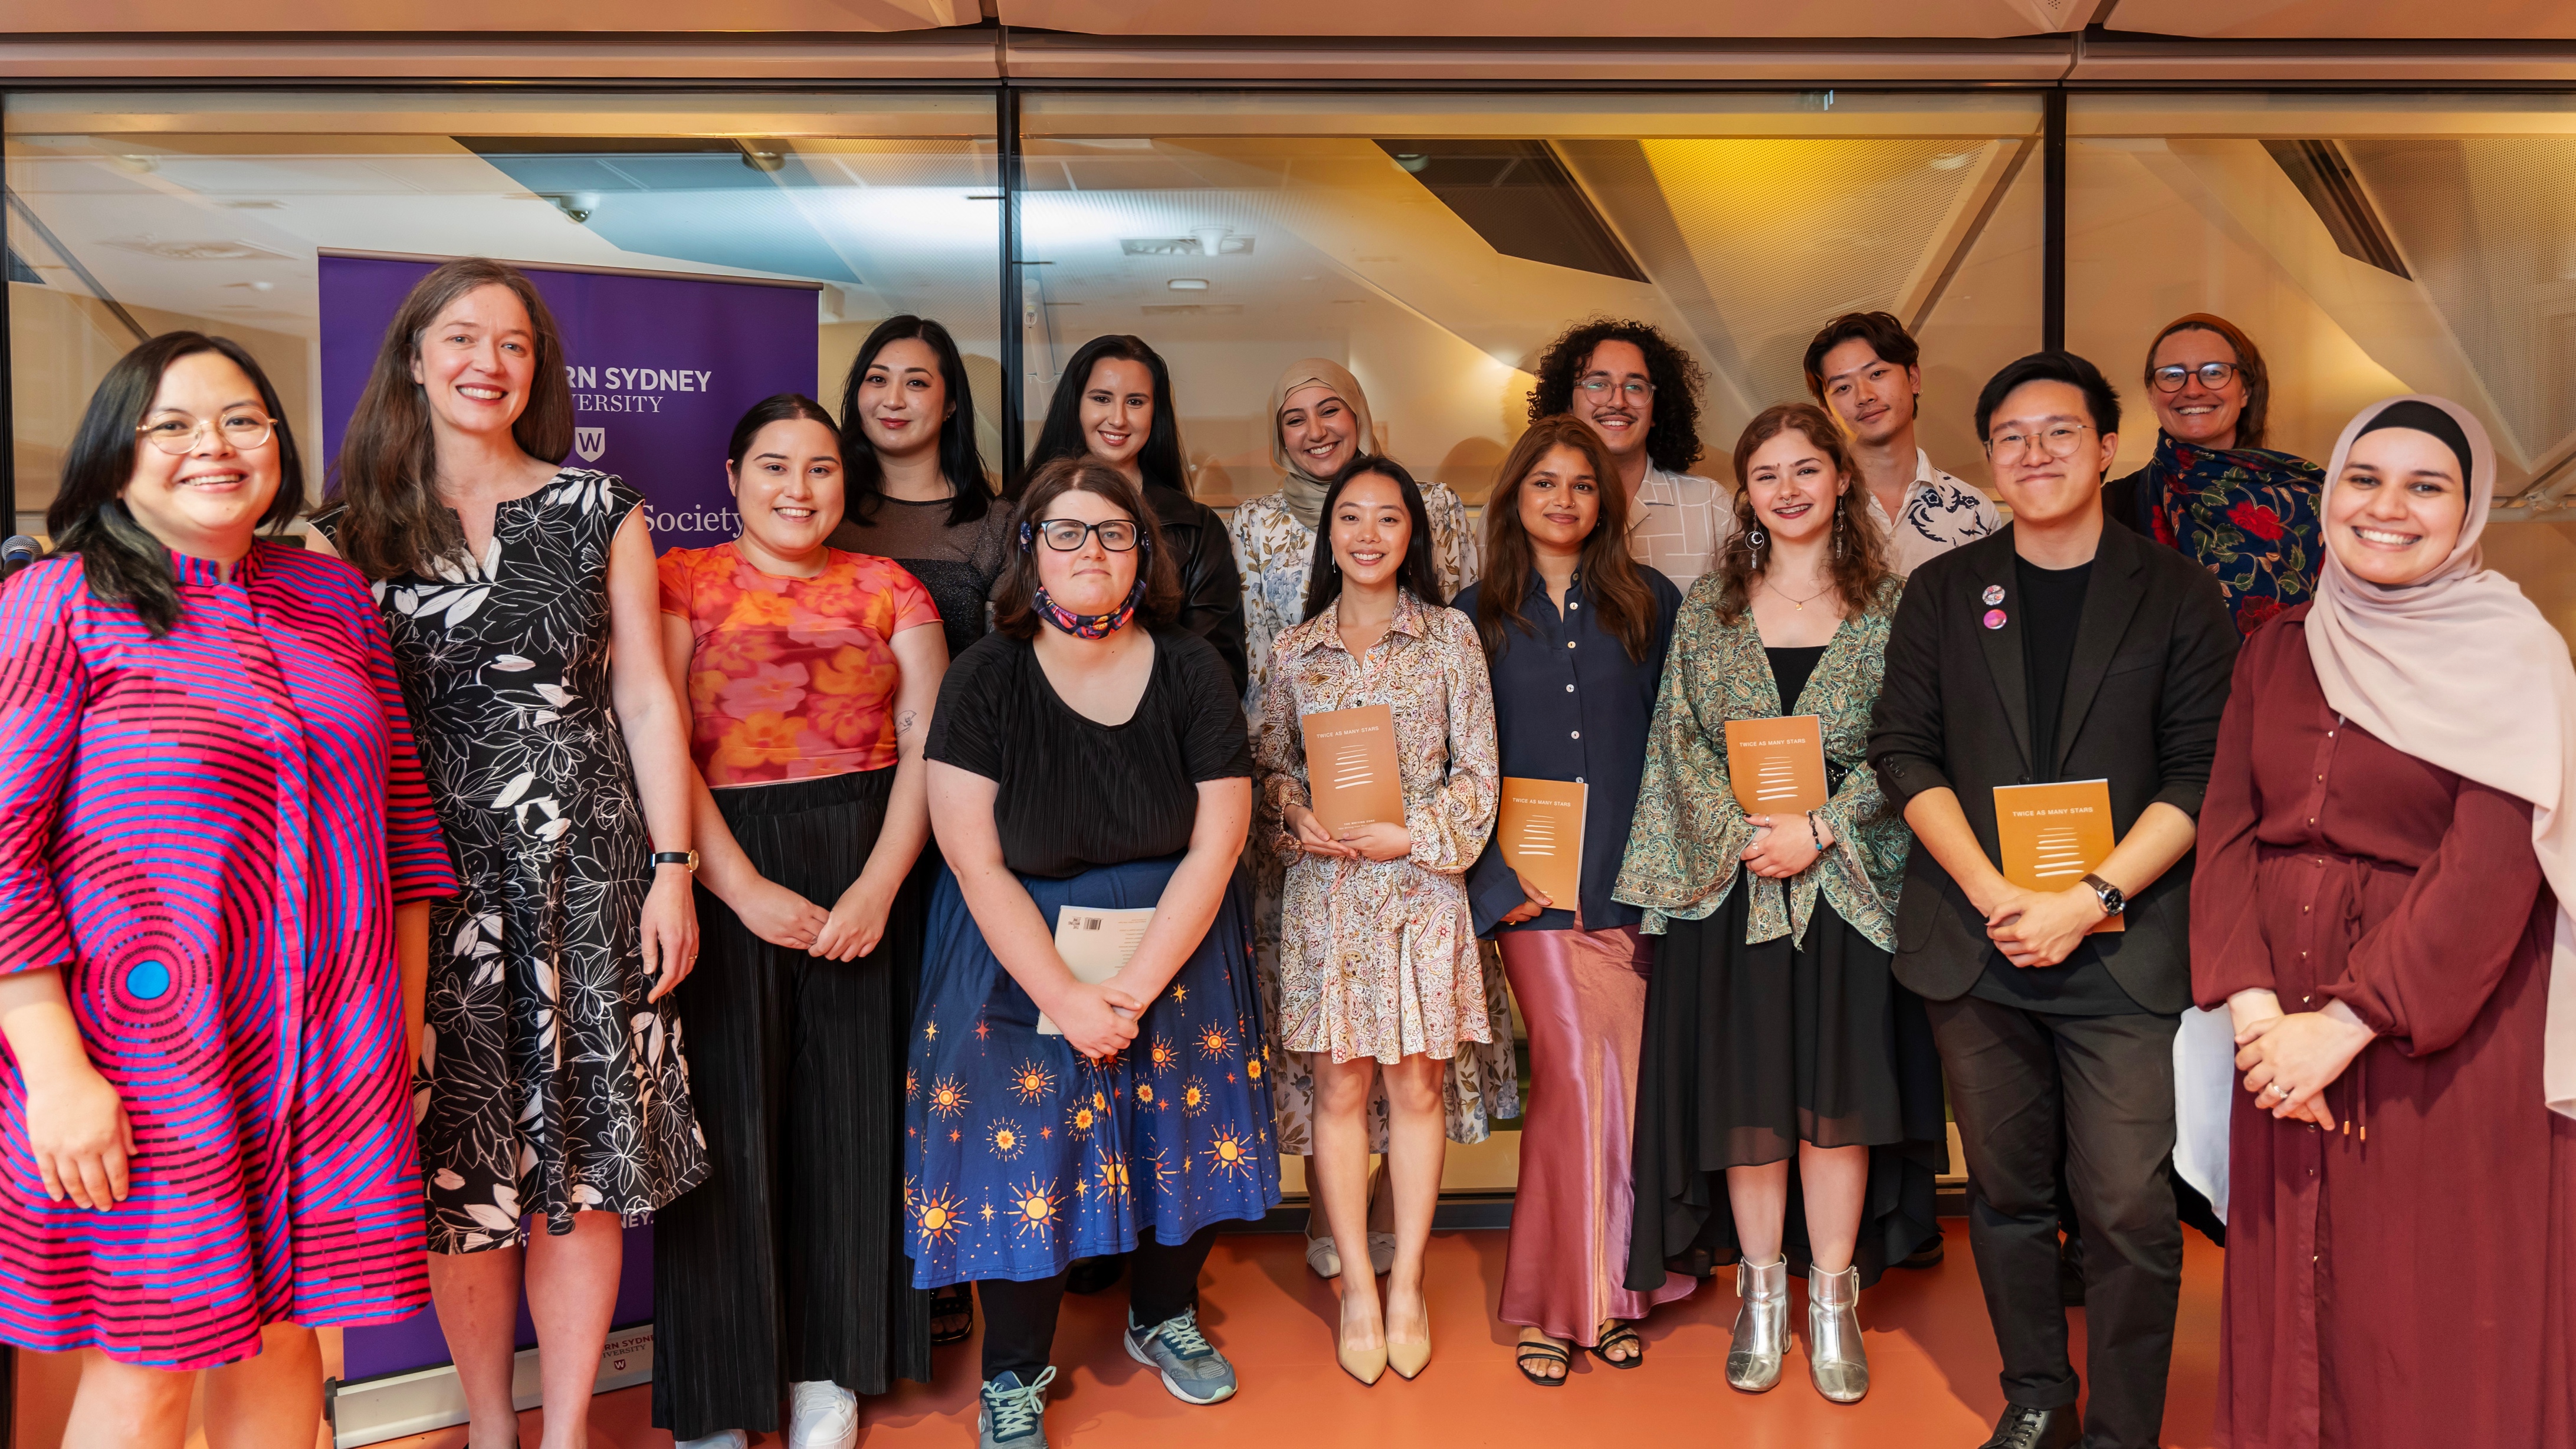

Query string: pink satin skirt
[1497,925,1695,1344]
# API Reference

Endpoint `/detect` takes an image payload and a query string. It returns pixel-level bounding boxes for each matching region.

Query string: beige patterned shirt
[1627,464,1734,594]
[1256,590,1501,1066]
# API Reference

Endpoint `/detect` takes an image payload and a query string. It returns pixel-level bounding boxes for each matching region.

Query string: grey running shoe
[977,1366,1056,1448]
[1124,1306,1239,1405]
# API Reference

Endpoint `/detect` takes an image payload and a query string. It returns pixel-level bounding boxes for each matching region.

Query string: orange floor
[352,1220,2223,1449]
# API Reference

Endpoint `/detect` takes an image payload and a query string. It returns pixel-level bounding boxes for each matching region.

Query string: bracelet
[1806,813,1826,852]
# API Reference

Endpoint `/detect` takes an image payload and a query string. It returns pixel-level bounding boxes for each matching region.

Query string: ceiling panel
[2104,0,2576,40]
[995,0,2087,39]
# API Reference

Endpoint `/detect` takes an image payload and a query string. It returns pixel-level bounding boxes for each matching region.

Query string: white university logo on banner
[574,426,607,462]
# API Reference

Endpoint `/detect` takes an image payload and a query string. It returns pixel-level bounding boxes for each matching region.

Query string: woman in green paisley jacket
[1613,403,1945,1407]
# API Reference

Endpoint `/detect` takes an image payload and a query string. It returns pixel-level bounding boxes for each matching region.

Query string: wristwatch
[649,850,701,873]
[2081,872,2126,918]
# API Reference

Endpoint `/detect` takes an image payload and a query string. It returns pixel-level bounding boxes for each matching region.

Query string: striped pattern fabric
[0,545,457,1369]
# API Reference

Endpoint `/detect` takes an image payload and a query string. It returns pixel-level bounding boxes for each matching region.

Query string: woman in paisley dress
[1613,405,1942,1405]
[1228,358,1508,1281]
[1257,455,1500,1385]
[2102,313,2324,636]
[310,257,707,1449]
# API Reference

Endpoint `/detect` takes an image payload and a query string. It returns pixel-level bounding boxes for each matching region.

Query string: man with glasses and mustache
[1526,319,1729,592]
[1866,352,2239,1449]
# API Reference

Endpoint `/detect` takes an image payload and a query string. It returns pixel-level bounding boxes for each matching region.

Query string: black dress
[1625,645,1945,1290]
[314,471,707,1252]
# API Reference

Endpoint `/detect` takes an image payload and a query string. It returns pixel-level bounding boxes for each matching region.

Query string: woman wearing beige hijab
[1228,359,1505,1279]
[2190,395,2576,1449]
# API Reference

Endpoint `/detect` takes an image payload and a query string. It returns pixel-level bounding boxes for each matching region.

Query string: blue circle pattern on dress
[125,961,171,1001]
[907,856,1281,1287]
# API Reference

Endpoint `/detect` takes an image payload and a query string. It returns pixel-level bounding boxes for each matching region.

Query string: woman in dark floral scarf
[2104,313,2324,636]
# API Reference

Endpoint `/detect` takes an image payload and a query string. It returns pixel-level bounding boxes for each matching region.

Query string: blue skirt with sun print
[906,855,1281,1287]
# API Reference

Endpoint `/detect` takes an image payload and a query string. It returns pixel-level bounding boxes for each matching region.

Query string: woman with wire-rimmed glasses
[2104,313,2324,637]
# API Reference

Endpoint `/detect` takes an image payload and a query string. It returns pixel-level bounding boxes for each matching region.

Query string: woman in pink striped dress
[0,333,455,1447]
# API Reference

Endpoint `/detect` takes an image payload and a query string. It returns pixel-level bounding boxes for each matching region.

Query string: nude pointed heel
[1387,1310,1432,1380]
[1337,1300,1386,1386]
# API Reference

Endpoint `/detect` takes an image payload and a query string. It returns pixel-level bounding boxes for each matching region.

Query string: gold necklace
[1764,575,1833,610]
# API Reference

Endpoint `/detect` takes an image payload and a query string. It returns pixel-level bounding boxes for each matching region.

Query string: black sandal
[1587,1320,1645,1370]
[1515,1337,1572,1387]
[929,1283,974,1346]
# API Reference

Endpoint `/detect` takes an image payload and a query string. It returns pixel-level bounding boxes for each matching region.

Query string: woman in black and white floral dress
[311,257,705,1449]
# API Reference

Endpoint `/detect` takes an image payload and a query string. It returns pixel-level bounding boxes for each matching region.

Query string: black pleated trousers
[652,768,933,1440]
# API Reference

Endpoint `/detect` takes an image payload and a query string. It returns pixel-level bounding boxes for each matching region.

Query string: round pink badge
[1983,608,2007,630]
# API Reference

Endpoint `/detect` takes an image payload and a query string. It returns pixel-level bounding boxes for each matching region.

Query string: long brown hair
[329,257,575,579]
[1711,403,1895,626]
[2145,312,2272,451]
[990,456,1182,640]
[1475,415,1658,662]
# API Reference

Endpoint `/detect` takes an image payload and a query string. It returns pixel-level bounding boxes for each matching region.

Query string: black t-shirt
[2018,556,2092,778]
[924,626,1252,878]
[1976,553,2138,1016]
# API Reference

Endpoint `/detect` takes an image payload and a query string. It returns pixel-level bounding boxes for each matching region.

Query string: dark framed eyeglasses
[1576,376,1655,402]
[1023,518,1141,553]
[2150,362,2239,393]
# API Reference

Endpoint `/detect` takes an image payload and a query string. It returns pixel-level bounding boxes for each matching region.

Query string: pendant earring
[1833,504,1846,558]
[1746,524,1768,557]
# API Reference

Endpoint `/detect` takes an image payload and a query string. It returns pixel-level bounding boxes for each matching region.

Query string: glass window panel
[1018,90,2043,505]
[6,90,1000,532]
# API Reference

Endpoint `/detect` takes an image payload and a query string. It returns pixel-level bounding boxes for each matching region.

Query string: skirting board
[327,1323,654,1447]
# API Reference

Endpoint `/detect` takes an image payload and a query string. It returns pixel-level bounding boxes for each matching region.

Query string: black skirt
[651,768,933,1439]
[1624,873,1947,1292]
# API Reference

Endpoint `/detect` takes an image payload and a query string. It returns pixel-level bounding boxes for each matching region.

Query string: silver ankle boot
[1725,1257,1789,1392]
[1806,1263,1868,1403]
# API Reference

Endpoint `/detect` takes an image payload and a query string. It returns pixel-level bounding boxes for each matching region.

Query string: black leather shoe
[1978,1404,2081,1449]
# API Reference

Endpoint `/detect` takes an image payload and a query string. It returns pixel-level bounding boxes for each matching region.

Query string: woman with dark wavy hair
[0,333,453,1446]
[1614,403,1942,1406]
[831,314,1010,668]
[1456,416,1690,1384]
[1526,318,1731,592]
[309,257,706,1449]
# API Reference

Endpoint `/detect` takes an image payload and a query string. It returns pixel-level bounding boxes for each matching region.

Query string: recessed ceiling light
[1168,278,1210,292]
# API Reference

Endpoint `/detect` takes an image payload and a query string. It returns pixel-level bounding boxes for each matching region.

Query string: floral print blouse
[1229,484,1480,731]
[1613,575,1911,952]
[657,543,940,786]
[1255,590,1502,1065]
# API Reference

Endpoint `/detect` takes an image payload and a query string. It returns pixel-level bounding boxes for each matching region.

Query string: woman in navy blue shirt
[1458,415,1688,1385]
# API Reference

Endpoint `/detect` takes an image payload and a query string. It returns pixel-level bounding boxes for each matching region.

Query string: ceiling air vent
[2263,139,2412,280]
[1122,234,1255,256]
[1374,140,1647,284]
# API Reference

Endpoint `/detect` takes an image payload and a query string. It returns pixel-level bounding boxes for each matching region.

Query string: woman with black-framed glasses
[2104,314,2324,636]
[906,456,1276,1449]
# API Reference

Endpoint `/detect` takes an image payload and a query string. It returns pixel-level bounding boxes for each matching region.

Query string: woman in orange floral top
[1256,455,1500,1388]
[651,393,950,1448]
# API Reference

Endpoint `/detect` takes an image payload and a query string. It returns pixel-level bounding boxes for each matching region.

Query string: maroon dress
[2193,606,2576,1449]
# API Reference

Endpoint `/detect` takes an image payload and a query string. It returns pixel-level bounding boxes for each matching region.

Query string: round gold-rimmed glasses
[135,412,277,456]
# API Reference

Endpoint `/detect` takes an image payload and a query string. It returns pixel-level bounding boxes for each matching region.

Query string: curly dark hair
[1524,317,1707,476]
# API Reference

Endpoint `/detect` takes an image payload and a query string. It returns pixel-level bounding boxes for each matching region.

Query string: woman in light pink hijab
[2191,394,2576,1449]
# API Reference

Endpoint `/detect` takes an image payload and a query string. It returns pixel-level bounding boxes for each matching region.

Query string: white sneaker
[677,1434,749,1449]
[788,1379,859,1449]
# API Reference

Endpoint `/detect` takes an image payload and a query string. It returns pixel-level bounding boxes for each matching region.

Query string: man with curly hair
[1527,318,1730,592]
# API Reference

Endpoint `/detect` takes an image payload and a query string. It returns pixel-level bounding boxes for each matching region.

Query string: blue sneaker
[977,1367,1056,1448]
[1124,1306,1238,1405]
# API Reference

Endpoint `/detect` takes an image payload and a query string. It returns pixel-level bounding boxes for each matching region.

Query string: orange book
[1723,714,1830,815]
[1993,778,2125,934]
[1300,703,1405,836]
[1497,778,1586,909]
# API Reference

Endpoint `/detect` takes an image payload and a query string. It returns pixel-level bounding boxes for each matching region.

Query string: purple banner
[321,253,815,1382]
[318,251,822,553]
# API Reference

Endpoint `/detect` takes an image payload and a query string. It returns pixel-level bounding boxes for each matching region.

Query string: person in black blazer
[1867,351,2238,1449]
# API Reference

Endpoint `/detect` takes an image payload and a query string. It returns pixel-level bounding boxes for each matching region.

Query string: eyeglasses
[1984,423,2095,463]
[1026,518,1140,553]
[136,411,277,456]
[2150,362,2239,393]
[1577,377,1655,402]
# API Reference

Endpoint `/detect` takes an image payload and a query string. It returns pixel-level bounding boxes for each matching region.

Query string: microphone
[0,536,37,583]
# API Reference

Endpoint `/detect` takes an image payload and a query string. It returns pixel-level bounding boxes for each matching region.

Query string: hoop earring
[1745,524,1768,563]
